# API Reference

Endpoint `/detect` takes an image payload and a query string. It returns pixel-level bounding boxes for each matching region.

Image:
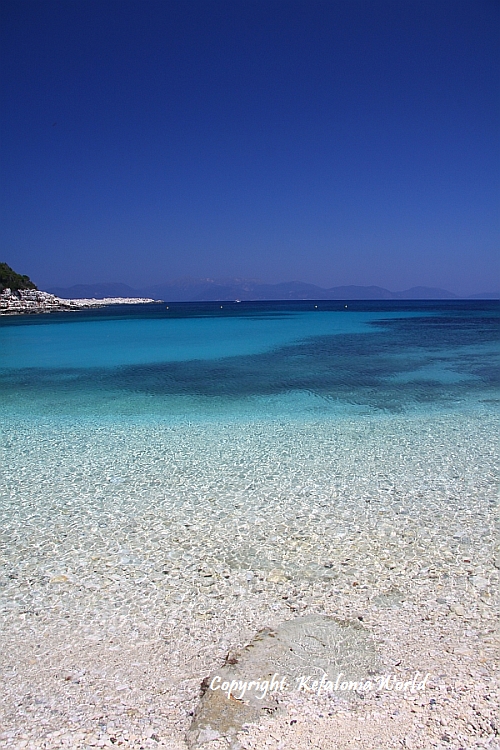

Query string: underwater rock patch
[187,614,382,748]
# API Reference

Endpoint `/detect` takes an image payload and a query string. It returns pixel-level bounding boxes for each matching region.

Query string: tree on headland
[0,262,38,292]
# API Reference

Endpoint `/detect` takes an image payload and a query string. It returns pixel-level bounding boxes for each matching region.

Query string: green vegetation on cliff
[0,262,38,292]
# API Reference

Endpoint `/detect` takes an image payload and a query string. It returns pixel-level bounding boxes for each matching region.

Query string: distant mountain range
[46,279,500,301]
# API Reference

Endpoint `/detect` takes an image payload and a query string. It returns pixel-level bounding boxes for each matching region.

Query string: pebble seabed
[0,405,499,749]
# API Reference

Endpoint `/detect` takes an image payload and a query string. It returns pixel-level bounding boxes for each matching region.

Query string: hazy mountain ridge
[47,279,499,301]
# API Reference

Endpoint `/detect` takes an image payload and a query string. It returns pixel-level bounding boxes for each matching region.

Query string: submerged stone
[187,614,382,748]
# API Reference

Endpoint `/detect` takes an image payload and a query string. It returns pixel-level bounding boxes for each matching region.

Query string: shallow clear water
[1,300,498,581]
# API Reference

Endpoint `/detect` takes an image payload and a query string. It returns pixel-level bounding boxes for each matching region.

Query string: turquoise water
[0,301,499,742]
[0,300,498,420]
[0,308,392,369]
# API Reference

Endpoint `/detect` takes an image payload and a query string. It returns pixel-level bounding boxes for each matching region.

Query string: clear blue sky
[1,0,498,294]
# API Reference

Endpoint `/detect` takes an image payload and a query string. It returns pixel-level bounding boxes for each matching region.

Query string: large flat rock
[187,614,383,748]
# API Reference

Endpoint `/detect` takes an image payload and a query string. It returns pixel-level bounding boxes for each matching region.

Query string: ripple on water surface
[1,410,498,619]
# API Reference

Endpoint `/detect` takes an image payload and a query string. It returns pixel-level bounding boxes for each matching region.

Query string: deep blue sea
[0,300,498,420]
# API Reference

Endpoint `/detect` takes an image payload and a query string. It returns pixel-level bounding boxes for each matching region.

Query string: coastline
[0,289,160,315]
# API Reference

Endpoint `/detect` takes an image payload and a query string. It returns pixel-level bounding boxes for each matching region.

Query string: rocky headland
[0,288,159,315]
